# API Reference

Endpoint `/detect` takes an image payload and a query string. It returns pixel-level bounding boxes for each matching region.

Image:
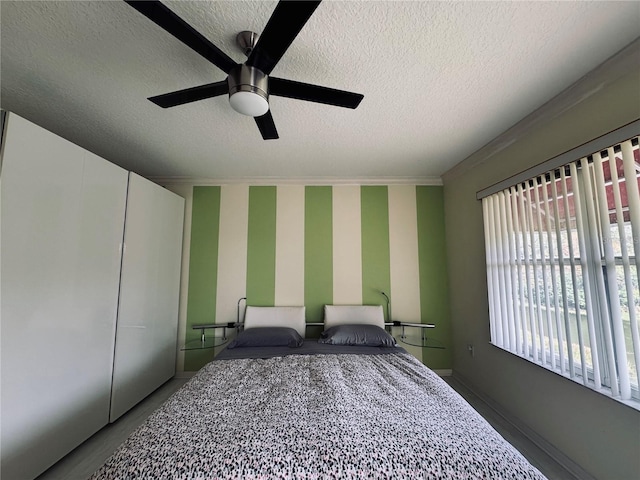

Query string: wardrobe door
[0,113,128,479]
[109,172,185,421]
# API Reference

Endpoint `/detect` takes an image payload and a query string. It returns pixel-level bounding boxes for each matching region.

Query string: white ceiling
[1,1,639,183]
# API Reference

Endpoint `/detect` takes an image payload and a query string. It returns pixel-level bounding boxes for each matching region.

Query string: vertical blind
[482,135,640,405]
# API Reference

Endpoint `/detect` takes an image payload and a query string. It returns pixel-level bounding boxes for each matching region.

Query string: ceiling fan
[124,0,364,140]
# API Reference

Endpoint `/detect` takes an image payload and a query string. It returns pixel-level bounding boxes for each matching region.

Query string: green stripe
[304,186,333,322]
[361,186,391,319]
[416,186,451,368]
[246,186,277,306]
[185,186,221,371]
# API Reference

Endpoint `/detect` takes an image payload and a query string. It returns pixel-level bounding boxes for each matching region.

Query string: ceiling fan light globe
[229,91,269,117]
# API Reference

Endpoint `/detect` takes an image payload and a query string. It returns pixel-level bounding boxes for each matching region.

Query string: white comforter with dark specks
[90,352,547,479]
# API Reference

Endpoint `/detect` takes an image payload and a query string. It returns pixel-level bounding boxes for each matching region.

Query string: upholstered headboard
[323,305,385,330]
[243,306,306,337]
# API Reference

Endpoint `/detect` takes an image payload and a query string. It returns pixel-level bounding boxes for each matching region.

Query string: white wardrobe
[0,112,185,480]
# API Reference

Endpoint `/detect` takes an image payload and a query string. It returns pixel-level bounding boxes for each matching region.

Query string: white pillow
[323,305,385,330]
[243,306,306,337]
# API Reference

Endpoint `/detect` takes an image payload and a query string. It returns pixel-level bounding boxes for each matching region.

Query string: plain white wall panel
[275,185,305,306]
[109,172,184,422]
[216,185,249,325]
[332,186,363,305]
[1,113,128,479]
[388,185,423,362]
[388,185,422,322]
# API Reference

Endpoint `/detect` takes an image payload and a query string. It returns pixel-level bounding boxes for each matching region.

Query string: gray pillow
[318,324,396,347]
[227,327,304,349]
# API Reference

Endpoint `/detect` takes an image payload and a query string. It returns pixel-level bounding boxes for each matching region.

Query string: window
[481,134,640,408]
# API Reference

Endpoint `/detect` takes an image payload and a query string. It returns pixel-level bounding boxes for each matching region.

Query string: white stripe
[216,185,249,325]
[332,186,362,305]
[388,186,422,362]
[275,186,305,306]
[388,186,421,322]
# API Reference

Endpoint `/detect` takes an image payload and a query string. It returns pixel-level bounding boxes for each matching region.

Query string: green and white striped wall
[180,184,450,371]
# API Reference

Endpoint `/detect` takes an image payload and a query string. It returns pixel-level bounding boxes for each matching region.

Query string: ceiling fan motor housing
[228,64,269,116]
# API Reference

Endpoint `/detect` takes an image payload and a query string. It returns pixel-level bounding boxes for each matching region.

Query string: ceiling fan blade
[254,111,279,140]
[148,81,229,108]
[246,1,321,75]
[124,0,237,74]
[269,77,363,109]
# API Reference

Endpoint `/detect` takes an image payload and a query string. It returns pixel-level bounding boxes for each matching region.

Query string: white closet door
[110,172,185,421]
[1,113,128,479]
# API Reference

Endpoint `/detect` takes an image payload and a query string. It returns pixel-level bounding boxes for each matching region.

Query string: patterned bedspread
[90,352,547,479]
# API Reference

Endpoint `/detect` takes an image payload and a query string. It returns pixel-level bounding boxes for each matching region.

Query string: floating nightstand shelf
[385,321,444,349]
[181,322,237,350]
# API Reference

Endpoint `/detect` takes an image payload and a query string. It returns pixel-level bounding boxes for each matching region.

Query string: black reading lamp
[380,291,391,323]
[237,297,247,332]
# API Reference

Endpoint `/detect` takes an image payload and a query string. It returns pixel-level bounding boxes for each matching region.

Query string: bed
[89,305,548,480]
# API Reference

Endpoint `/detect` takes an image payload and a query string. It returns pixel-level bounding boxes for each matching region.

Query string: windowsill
[490,342,640,412]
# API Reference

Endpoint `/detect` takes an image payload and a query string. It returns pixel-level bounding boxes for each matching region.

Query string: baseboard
[451,371,596,480]
[174,371,196,379]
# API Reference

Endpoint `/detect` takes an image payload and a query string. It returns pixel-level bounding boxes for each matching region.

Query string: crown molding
[149,176,443,187]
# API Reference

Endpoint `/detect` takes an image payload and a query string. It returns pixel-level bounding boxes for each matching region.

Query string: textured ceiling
[1,1,639,183]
